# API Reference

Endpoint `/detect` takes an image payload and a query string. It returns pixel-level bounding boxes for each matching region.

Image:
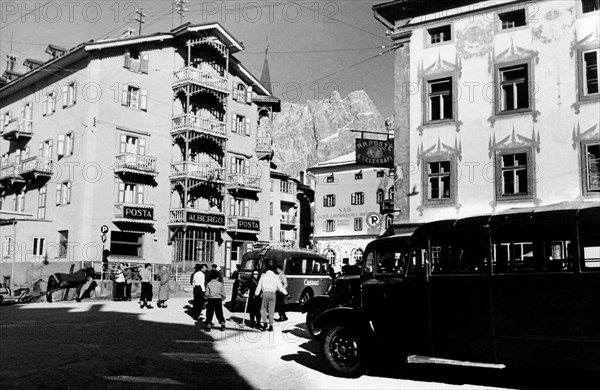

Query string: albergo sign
[355,138,394,168]
[123,206,154,220]
[187,211,225,226]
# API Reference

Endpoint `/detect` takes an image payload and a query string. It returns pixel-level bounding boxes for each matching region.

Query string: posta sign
[237,218,260,231]
[355,138,394,168]
[123,206,154,220]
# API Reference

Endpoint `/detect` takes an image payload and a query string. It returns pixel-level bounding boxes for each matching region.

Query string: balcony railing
[20,156,53,177]
[227,173,261,191]
[170,161,225,182]
[114,153,157,175]
[0,163,23,182]
[113,203,155,223]
[173,67,228,93]
[280,215,297,225]
[1,118,33,140]
[169,208,226,228]
[256,137,272,151]
[172,114,227,139]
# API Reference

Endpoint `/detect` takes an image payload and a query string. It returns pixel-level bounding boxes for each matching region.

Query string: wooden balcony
[0,163,25,185]
[170,161,225,183]
[168,208,226,229]
[226,173,261,193]
[19,156,53,179]
[114,153,158,176]
[1,118,33,141]
[171,114,228,140]
[280,214,297,230]
[255,137,273,160]
[172,67,228,94]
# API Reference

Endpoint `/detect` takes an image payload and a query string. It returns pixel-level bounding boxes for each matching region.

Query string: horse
[46,267,97,302]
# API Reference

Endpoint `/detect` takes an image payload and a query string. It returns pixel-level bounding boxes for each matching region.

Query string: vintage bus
[313,203,600,377]
[239,247,331,305]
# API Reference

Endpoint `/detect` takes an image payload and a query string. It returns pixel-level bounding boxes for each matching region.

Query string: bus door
[426,224,495,363]
[361,238,430,354]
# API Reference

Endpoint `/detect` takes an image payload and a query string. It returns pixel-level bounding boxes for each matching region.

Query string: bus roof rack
[257,245,317,254]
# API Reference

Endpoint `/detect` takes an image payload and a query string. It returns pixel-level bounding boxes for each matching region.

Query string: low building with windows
[308,152,395,266]
[0,23,280,284]
[373,0,600,222]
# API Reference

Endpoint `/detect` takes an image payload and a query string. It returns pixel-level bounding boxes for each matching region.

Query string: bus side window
[287,258,302,275]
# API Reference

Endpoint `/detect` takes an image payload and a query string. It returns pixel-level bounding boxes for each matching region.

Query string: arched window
[376,189,384,204]
[352,248,364,264]
[388,186,394,200]
[324,249,336,264]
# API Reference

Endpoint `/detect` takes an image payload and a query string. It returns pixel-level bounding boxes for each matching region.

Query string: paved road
[0,296,595,389]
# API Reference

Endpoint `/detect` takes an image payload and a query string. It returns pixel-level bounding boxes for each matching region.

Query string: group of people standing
[191,263,227,331]
[244,264,289,332]
[112,263,171,309]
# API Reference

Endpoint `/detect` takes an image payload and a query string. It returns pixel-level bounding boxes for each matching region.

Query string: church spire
[260,39,272,94]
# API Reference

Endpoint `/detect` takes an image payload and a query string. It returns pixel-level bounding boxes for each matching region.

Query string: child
[139,263,153,309]
[204,270,226,331]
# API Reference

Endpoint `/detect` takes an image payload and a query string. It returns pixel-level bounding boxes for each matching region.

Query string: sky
[0,0,395,117]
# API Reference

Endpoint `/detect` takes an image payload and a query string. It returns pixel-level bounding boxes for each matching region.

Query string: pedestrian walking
[255,264,289,332]
[204,270,226,331]
[191,263,207,319]
[113,264,125,301]
[244,269,262,328]
[229,264,241,311]
[123,264,133,301]
[275,265,288,321]
[139,263,154,309]
[157,266,171,308]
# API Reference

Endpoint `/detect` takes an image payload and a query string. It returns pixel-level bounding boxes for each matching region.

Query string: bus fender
[312,306,373,337]
[302,295,336,314]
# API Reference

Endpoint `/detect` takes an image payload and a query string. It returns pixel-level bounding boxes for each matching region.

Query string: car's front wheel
[320,324,369,377]
[306,308,322,338]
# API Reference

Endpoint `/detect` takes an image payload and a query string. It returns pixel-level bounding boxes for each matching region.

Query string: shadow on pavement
[0,302,254,389]
[279,320,599,389]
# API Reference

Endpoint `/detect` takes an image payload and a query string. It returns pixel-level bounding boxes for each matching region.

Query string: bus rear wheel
[320,324,369,378]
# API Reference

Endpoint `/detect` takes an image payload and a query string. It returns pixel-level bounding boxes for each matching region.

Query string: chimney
[6,54,18,71]
[121,28,135,39]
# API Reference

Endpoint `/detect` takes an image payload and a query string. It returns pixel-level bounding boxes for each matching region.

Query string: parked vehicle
[302,233,412,338]
[238,247,331,305]
[313,203,600,377]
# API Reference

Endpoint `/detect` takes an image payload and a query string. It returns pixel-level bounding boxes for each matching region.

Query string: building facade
[308,152,395,266]
[373,0,600,222]
[0,23,279,284]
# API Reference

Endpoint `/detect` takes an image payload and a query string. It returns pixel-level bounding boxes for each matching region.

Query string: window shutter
[246,86,253,103]
[23,146,29,160]
[137,185,144,204]
[139,138,146,155]
[72,83,77,105]
[120,135,127,153]
[57,134,65,156]
[48,139,53,158]
[43,97,48,116]
[231,114,236,133]
[244,117,251,136]
[118,182,124,203]
[121,85,128,106]
[140,89,148,111]
[62,84,68,107]
[232,82,237,101]
[140,53,149,74]
[56,183,61,206]
[66,182,72,204]
[38,142,43,157]
[124,51,131,68]
[244,159,250,174]
[20,104,25,119]
[230,156,235,173]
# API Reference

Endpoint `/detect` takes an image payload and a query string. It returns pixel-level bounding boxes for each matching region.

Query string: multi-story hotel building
[373,0,600,222]
[0,23,280,284]
[308,152,396,266]
[268,169,315,250]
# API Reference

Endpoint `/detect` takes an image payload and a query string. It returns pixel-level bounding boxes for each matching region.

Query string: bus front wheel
[299,289,313,307]
[320,324,369,378]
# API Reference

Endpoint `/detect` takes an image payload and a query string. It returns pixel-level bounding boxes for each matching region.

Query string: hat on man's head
[194,263,202,270]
